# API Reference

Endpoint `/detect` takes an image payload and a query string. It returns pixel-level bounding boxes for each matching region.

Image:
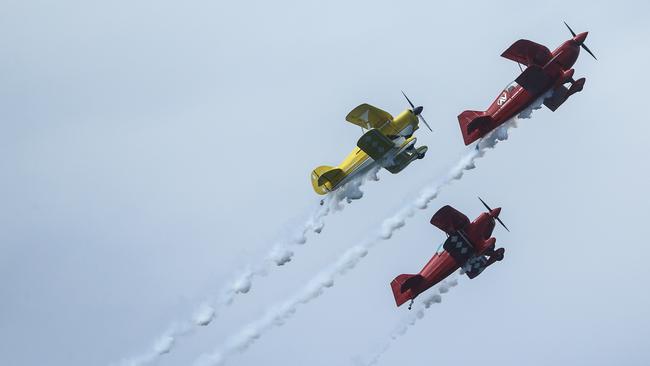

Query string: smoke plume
[116,168,379,366]
[190,98,546,365]
[361,276,460,366]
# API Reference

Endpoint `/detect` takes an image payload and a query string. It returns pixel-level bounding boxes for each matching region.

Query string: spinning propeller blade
[478,196,492,211]
[401,90,415,109]
[478,197,510,232]
[418,115,433,132]
[581,43,597,60]
[401,91,433,132]
[563,21,576,37]
[496,217,510,232]
[564,21,597,60]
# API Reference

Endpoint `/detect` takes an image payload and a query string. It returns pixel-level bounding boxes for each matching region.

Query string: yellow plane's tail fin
[311,166,345,195]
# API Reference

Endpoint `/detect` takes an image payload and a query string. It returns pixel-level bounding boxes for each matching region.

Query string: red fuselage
[489,38,581,122]
[458,32,589,145]
[416,211,498,288]
[391,207,504,307]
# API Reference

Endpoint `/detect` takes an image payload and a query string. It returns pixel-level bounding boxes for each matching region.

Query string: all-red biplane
[458,22,596,145]
[391,198,508,308]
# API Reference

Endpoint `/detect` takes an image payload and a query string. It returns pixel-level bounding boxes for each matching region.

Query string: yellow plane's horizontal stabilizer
[345,104,393,130]
[311,166,345,195]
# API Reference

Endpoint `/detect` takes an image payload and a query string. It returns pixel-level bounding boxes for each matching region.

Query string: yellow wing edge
[345,103,394,129]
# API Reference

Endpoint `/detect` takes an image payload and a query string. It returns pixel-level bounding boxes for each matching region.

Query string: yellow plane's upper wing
[345,104,393,129]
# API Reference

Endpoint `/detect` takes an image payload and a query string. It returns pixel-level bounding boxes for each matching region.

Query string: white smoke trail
[360,276,460,366]
[191,98,547,366]
[193,245,371,366]
[116,168,379,366]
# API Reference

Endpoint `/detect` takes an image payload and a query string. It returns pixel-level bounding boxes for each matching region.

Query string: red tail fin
[390,274,423,306]
[457,110,492,146]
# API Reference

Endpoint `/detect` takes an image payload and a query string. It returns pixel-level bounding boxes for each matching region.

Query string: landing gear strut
[484,247,505,267]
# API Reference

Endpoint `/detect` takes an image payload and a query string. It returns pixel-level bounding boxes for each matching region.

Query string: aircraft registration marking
[497,91,508,106]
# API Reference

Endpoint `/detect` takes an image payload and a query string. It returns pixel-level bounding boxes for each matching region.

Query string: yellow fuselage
[313,110,419,194]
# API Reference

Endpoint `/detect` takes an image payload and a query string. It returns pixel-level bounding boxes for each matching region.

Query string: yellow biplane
[311,92,431,195]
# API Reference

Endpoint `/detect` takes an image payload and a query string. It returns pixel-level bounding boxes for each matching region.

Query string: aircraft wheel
[416,146,428,160]
[494,248,505,261]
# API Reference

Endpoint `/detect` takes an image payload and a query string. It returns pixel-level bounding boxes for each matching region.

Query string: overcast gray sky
[1,0,649,365]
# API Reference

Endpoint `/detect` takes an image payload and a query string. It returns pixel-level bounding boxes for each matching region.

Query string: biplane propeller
[401,91,432,132]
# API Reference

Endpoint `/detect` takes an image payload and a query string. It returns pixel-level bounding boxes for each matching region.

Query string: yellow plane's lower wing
[357,129,394,161]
